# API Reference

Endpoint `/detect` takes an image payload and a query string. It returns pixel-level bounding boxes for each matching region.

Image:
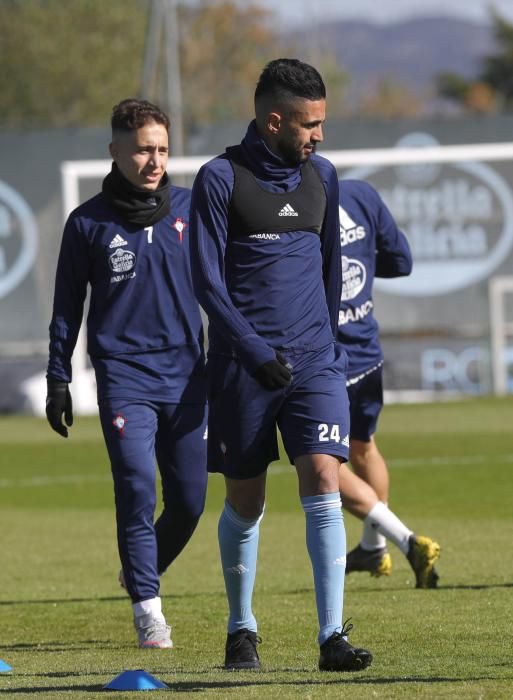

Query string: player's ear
[267,112,281,135]
[109,142,117,160]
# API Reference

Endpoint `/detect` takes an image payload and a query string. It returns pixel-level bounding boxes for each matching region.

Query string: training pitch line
[1,452,513,489]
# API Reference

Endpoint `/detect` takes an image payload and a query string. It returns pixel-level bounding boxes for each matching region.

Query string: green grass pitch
[0,397,512,698]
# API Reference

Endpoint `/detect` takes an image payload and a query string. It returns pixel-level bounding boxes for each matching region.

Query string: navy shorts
[206,343,350,479]
[347,364,384,442]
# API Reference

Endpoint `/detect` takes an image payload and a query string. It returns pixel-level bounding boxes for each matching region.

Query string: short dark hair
[254,58,326,103]
[111,98,170,134]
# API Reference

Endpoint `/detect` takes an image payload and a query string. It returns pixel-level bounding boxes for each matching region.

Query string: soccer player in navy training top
[336,180,440,588]
[46,99,207,648]
[189,59,372,672]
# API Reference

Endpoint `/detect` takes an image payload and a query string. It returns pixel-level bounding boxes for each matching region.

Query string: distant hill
[287,16,497,109]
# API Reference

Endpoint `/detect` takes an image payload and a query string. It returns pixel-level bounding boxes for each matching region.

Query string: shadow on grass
[0,641,122,652]
[0,685,105,694]
[0,674,504,694]
[0,591,225,606]
[346,582,513,593]
[440,582,513,590]
[0,596,126,606]
[2,581,512,608]
[165,675,508,690]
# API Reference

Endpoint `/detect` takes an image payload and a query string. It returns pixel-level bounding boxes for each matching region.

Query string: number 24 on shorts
[318,423,344,443]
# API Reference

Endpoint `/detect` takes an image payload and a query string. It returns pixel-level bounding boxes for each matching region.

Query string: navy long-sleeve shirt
[47,185,205,402]
[337,179,412,378]
[189,121,342,374]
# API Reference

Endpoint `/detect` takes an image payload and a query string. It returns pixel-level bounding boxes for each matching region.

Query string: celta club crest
[172,217,186,242]
[112,414,127,436]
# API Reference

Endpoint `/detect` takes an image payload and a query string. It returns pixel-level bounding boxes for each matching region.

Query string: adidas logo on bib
[109,233,128,248]
[278,203,298,217]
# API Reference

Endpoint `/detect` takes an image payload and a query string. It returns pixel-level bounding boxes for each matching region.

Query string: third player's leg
[338,461,380,519]
[349,436,389,503]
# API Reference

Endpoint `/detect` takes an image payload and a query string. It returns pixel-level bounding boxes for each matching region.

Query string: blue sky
[245,0,513,26]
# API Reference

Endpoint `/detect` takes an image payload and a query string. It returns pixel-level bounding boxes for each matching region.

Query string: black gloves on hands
[252,352,292,390]
[46,377,73,438]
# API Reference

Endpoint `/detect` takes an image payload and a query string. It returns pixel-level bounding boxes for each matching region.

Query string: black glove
[252,352,292,390]
[46,377,73,438]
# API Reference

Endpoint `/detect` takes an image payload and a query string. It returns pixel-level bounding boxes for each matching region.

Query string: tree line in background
[1,0,513,143]
[437,11,513,114]
[0,0,345,138]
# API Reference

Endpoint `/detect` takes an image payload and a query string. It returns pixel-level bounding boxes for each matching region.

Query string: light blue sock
[218,500,263,634]
[302,492,346,646]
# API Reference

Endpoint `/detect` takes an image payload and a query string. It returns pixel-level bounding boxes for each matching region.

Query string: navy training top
[189,120,342,374]
[47,185,206,403]
[337,179,412,379]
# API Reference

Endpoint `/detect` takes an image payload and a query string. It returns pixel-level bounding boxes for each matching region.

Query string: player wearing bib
[46,99,207,647]
[203,143,349,475]
[190,59,372,673]
[336,179,440,588]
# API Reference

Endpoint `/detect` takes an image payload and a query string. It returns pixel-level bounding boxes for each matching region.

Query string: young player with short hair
[46,99,208,648]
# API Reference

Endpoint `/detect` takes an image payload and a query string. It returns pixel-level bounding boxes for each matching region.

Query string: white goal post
[489,276,513,395]
[62,140,513,219]
[58,140,513,413]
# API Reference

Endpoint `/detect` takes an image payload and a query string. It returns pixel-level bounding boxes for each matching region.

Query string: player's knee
[168,484,207,522]
[225,473,266,519]
[114,480,156,513]
[182,495,206,522]
[226,497,265,521]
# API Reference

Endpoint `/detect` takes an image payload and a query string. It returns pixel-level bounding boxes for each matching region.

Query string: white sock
[362,502,413,554]
[132,596,165,622]
[361,512,387,551]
